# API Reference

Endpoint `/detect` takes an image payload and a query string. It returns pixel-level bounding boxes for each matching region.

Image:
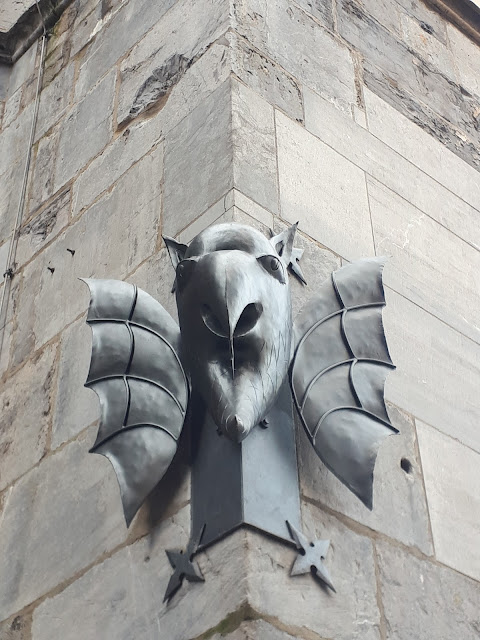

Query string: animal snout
[201,302,263,338]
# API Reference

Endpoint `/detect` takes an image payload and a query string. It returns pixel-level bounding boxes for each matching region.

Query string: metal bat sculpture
[82,222,396,600]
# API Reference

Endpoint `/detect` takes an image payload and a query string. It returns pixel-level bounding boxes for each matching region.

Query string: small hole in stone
[400,458,412,474]
[310,542,315,547]
[144,555,150,563]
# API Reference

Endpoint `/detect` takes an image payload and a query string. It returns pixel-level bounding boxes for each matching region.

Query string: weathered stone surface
[299,403,433,554]
[27,124,60,215]
[0,426,126,621]
[31,511,249,640]
[364,88,480,212]
[210,620,297,640]
[232,81,278,214]
[368,178,480,344]
[51,317,98,449]
[304,86,480,250]
[276,110,374,260]
[337,0,480,144]
[416,421,480,582]
[365,66,480,173]
[383,287,480,454]
[232,190,273,231]
[234,0,356,113]
[448,23,480,99]
[72,119,164,216]
[400,13,456,80]
[0,160,23,249]
[0,101,33,179]
[127,247,178,320]
[12,148,162,360]
[75,0,177,99]
[35,61,74,141]
[230,33,304,124]
[0,343,56,492]
[294,0,334,29]
[3,87,22,130]
[17,189,70,267]
[246,504,381,640]
[5,43,36,98]
[54,70,115,192]
[163,80,233,237]
[116,0,229,126]
[394,0,448,44]
[377,540,480,640]
[346,0,401,35]
[0,612,31,640]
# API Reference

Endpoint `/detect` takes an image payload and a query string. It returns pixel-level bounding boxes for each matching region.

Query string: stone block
[232,80,278,214]
[275,110,374,260]
[448,23,480,99]
[383,288,480,454]
[163,80,233,237]
[246,504,381,640]
[400,13,456,80]
[304,86,480,250]
[0,426,127,621]
[416,421,480,582]
[210,620,297,640]
[364,88,480,213]
[368,177,480,344]
[337,0,480,142]
[0,160,23,248]
[54,70,115,192]
[232,190,273,230]
[394,0,448,44]
[299,403,433,554]
[234,0,356,114]
[116,0,229,126]
[11,148,162,359]
[365,65,480,173]
[51,317,98,449]
[75,0,177,100]
[17,189,70,268]
[230,33,304,124]
[72,120,164,215]
[0,101,33,179]
[35,62,74,141]
[27,125,60,215]
[377,540,480,640]
[0,320,13,378]
[0,343,56,492]
[346,0,401,35]
[3,87,22,130]
[294,0,334,28]
[6,44,36,98]
[31,510,250,640]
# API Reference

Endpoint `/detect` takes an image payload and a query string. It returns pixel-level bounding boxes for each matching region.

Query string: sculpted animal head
[164,223,298,442]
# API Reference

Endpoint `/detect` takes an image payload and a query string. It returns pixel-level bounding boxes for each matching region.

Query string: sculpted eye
[176,259,196,291]
[257,255,285,284]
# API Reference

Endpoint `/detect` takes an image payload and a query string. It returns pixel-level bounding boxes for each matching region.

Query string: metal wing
[82,279,189,526]
[290,258,397,509]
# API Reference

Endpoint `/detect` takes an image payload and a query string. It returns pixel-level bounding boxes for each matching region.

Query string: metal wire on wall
[0,2,47,361]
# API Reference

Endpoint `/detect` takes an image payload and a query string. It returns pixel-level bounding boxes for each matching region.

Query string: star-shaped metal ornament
[287,522,336,592]
[163,525,206,602]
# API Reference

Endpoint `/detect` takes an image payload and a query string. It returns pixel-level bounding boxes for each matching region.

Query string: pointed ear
[270,223,298,265]
[163,236,188,269]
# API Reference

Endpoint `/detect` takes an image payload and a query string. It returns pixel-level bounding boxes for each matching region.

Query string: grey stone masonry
[1,0,480,638]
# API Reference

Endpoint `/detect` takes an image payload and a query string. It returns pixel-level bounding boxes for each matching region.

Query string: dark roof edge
[0,0,75,65]
[425,0,480,44]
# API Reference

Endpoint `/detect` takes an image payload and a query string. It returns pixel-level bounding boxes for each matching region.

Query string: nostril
[234,303,263,337]
[201,304,229,338]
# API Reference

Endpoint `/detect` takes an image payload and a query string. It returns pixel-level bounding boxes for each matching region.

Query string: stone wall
[0,0,479,638]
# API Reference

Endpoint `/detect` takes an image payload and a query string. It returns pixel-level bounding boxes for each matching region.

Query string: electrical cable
[0,5,47,362]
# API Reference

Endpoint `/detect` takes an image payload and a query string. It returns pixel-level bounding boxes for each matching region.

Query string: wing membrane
[291,259,396,509]
[83,279,188,525]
